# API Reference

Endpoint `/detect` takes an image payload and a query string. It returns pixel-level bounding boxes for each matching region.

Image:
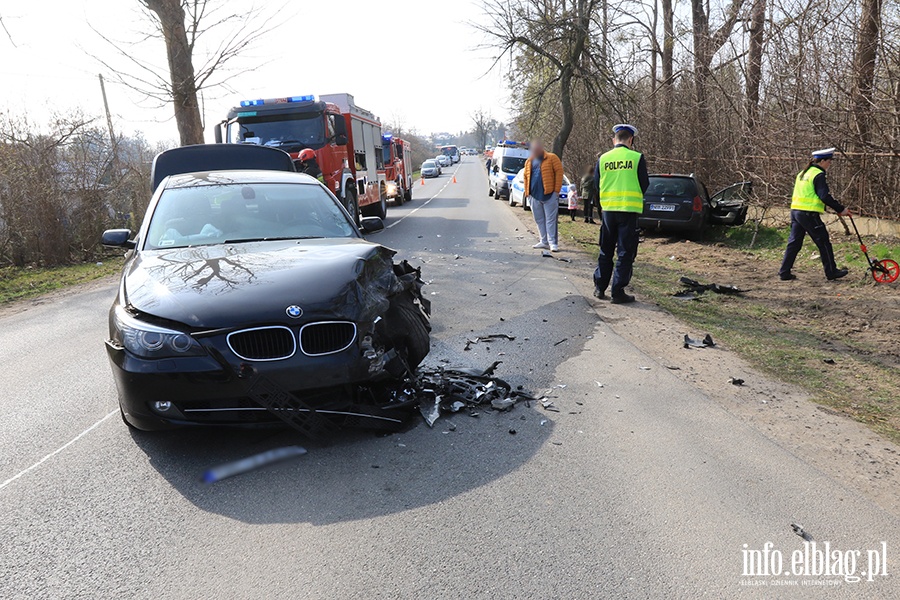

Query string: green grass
[556,218,900,443]
[0,260,122,305]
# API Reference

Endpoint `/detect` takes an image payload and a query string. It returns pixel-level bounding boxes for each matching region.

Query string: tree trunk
[744,0,765,170]
[143,0,204,146]
[691,0,712,177]
[660,0,674,148]
[853,0,882,142]
[553,66,575,158]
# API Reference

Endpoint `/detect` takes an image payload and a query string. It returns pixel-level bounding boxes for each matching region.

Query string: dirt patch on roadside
[513,209,900,516]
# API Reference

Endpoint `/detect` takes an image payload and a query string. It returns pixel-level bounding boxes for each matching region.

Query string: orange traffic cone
[452,175,457,184]
[420,177,425,186]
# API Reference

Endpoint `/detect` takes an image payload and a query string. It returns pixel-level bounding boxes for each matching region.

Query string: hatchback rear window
[646,177,697,198]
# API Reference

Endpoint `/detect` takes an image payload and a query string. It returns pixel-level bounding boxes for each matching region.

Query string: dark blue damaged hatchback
[102,145,430,431]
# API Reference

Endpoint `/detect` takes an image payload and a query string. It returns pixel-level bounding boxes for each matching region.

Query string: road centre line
[0,409,117,493]
[385,164,462,230]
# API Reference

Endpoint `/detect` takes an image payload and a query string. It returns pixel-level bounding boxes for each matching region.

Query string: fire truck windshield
[228,112,325,150]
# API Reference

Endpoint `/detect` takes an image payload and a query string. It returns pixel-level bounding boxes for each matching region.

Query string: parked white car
[435,155,451,168]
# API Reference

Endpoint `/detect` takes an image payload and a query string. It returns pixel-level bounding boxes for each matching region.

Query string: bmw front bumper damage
[109,260,431,434]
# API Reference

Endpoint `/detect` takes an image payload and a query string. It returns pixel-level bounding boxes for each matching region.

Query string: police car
[511,170,578,212]
[488,141,530,200]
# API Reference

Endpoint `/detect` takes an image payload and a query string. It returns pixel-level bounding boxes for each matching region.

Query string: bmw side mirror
[359,217,384,234]
[102,229,135,249]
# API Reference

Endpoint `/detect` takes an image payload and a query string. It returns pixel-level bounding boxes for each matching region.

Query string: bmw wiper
[224,236,324,244]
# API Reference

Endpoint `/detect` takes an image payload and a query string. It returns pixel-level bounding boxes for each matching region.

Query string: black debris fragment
[509,428,517,435]
[464,334,516,351]
[730,377,745,386]
[684,334,716,348]
[553,338,568,347]
[541,250,572,263]
[677,276,746,297]
[791,523,814,542]
[823,358,836,365]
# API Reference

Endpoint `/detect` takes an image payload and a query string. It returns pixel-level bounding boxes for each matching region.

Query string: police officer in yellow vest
[779,148,850,281]
[592,124,649,304]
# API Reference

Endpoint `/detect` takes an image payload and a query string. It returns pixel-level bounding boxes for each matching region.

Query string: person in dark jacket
[779,147,850,281]
[580,165,599,224]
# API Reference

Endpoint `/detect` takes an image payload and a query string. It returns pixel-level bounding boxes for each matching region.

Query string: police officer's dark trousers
[780,209,839,278]
[593,211,639,296]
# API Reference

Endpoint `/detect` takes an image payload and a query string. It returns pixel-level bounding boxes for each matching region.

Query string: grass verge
[0,260,121,305]
[557,218,900,443]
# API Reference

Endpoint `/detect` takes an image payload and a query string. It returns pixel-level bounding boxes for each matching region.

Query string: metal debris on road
[464,334,517,351]
[203,446,307,484]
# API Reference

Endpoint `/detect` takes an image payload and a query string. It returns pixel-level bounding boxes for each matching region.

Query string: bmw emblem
[285,305,303,319]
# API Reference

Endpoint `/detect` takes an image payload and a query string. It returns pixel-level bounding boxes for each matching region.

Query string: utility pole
[98,74,118,171]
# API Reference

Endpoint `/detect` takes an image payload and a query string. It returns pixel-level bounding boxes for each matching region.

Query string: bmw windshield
[144,182,356,250]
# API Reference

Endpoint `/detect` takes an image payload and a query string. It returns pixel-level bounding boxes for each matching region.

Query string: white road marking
[385,164,462,229]
[0,409,117,492]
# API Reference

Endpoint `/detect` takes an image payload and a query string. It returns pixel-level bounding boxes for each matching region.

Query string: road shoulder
[513,207,900,517]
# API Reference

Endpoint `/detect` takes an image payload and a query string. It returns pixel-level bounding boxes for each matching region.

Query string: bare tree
[476,0,600,158]
[94,1,275,146]
[471,108,493,151]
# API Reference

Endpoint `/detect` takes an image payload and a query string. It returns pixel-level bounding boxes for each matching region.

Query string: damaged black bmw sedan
[102,145,430,432]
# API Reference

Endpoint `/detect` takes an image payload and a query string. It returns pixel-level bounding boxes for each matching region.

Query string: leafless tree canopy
[478,0,900,219]
[93,0,275,146]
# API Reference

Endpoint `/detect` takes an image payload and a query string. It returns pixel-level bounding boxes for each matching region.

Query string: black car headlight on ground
[113,306,205,359]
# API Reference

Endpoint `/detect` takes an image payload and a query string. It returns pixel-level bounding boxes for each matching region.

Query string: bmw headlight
[114,306,205,358]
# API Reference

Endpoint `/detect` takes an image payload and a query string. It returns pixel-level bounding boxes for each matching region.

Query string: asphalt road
[1,159,898,599]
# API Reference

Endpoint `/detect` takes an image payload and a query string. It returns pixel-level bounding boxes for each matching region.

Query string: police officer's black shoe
[780,273,797,281]
[827,269,849,281]
[611,292,635,304]
[593,288,607,300]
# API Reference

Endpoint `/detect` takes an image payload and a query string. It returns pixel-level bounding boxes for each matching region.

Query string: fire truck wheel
[344,184,360,226]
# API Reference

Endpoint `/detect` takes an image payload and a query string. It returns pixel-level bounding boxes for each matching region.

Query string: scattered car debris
[541,250,572,262]
[673,290,702,301]
[420,396,442,428]
[791,523,814,542]
[464,334,516,351]
[540,398,560,412]
[553,338,568,346]
[683,334,716,348]
[676,276,746,298]
[639,366,651,371]
[203,446,307,484]
[823,358,836,365]
[730,377,745,386]
[491,397,516,411]
[665,365,681,370]
[508,428,517,435]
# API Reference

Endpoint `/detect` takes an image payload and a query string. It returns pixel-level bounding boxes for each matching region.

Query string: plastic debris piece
[508,428,517,435]
[540,419,548,426]
[639,366,651,371]
[553,338,568,346]
[730,377,745,386]
[679,276,746,296]
[665,365,681,370]
[823,358,836,365]
[557,384,567,389]
[673,290,701,300]
[448,423,457,431]
[420,396,441,427]
[449,400,466,413]
[491,397,516,411]
[595,381,604,387]
[540,398,560,412]
[203,446,307,484]
[464,334,516,351]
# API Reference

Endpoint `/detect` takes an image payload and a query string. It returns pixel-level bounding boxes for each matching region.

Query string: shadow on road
[129,407,552,526]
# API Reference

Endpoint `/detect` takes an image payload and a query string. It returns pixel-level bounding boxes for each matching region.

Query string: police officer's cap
[811,147,836,160]
[612,124,637,137]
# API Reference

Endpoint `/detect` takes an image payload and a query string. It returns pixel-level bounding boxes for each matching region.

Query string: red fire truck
[382,134,413,203]
[213,93,389,222]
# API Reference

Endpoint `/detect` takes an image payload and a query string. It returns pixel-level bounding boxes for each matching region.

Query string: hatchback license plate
[650,203,677,212]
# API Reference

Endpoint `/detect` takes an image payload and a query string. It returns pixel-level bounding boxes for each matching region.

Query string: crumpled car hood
[123,238,399,329]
